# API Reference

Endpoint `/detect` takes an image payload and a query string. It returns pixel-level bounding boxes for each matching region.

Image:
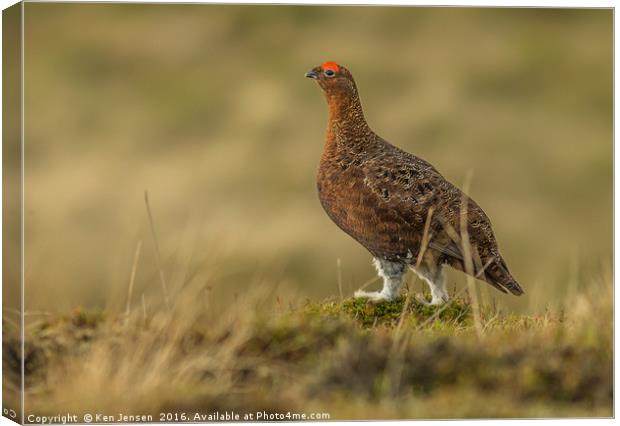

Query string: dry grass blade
[356,275,381,292]
[459,170,483,339]
[124,240,143,322]
[336,258,344,301]
[141,293,147,324]
[144,191,171,311]
[395,207,434,336]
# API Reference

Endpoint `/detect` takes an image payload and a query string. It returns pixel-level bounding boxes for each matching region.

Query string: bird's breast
[316,158,352,222]
[317,156,395,255]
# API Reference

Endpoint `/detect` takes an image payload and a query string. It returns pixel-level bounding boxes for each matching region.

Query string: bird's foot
[353,290,394,303]
[415,293,447,306]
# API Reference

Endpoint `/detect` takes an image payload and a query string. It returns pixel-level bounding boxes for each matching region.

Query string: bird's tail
[479,256,524,296]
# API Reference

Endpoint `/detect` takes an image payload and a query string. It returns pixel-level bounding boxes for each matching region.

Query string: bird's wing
[360,144,499,265]
[361,148,444,212]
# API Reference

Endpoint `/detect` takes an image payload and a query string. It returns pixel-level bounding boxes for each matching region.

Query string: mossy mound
[306,296,471,328]
[3,288,612,418]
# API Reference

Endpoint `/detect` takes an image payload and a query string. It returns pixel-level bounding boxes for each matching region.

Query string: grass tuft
[3,276,612,419]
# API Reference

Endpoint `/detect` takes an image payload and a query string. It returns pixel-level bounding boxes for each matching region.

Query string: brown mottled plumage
[306,62,523,304]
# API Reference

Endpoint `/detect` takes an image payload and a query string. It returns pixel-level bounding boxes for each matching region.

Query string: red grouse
[306,61,524,305]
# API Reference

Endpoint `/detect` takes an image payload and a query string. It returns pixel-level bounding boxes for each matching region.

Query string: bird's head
[305,61,358,101]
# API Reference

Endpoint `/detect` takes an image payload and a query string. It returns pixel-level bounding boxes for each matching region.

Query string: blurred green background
[20,4,611,313]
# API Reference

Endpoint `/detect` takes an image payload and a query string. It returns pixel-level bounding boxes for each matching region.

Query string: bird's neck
[324,92,374,154]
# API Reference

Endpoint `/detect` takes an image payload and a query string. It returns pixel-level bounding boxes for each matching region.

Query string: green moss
[306,296,471,328]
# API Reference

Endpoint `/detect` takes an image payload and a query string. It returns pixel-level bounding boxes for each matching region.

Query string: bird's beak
[305,69,319,80]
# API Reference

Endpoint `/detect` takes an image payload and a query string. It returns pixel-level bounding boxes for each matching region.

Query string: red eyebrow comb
[321,61,340,73]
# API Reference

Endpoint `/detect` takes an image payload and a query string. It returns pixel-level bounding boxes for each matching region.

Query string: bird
[305,61,524,305]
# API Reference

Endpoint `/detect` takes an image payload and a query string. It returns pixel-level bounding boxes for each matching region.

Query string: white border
[0,2,615,426]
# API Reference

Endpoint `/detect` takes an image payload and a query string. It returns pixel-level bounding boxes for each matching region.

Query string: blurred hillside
[18,5,611,313]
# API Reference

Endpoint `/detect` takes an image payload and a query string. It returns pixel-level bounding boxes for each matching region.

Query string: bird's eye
[324,69,336,77]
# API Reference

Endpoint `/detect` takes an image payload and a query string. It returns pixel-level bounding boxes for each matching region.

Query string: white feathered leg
[354,258,406,302]
[411,264,449,305]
